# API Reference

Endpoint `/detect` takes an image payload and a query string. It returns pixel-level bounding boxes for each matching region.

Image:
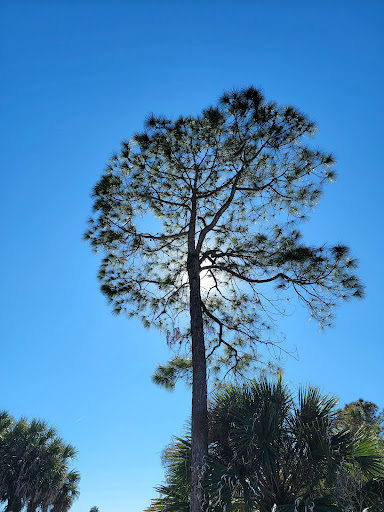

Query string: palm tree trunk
[5,497,23,512]
[27,501,36,512]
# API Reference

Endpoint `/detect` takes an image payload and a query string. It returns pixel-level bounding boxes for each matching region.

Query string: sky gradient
[1,1,383,511]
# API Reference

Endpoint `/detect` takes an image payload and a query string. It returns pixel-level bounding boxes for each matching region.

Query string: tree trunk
[27,501,37,512]
[188,250,209,512]
[5,497,23,512]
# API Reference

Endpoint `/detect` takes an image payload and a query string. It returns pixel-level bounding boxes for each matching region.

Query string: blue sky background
[1,1,383,511]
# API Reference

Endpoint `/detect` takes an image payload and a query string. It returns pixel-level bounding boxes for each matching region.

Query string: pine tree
[85,86,363,512]
[336,399,384,443]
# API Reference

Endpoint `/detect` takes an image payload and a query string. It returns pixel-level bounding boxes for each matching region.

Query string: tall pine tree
[85,87,363,512]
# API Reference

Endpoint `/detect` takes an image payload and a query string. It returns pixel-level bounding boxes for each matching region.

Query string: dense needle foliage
[336,399,384,440]
[85,86,363,386]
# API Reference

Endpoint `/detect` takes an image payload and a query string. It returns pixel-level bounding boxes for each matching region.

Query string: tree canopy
[0,411,80,512]
[86,87,363,382]
[336,399,384,440]
[85,86,363,511]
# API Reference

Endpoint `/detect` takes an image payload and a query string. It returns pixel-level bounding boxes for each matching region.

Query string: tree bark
[187,186,209,512]
[5,497,23,512]
[188,249,209,512]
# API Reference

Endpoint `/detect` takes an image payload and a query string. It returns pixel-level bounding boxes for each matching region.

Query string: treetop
[85,86,364,387]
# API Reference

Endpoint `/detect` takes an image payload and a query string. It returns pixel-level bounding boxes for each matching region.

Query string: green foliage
[334,399,384,510]
[0,411,80,512]
[85,86,363,385]
[146,379,384,512]
[152,356,193,390]
[336,398,384,440]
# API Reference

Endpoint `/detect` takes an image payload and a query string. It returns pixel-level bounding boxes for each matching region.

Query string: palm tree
[0,412,80,512]
[146,378,384,511]
[0,412,14,508]
[26,441,78,512]
[51,470,81,512]
[0,416,34,512]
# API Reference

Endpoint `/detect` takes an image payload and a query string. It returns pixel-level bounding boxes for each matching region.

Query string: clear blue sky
[1,1,383,511]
